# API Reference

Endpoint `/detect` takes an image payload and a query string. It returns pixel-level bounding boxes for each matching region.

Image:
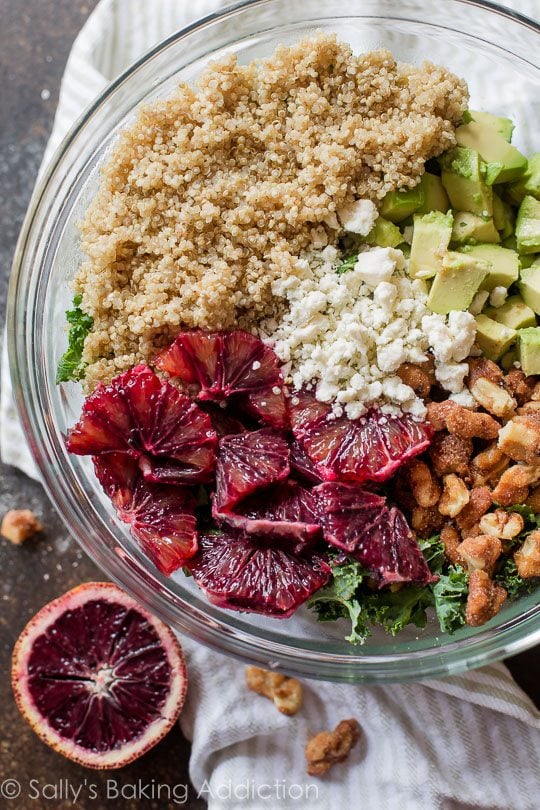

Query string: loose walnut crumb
[429,433,473,478]
[245,666,303,715]
[455,486,492,531]
[478,509,524,540]
[305,719,361,776]
[466,570,507,627]
[514,531,540,579]
[498,416,540,465]
[457,534,502,574]
[438,474,469,518]
[406,459,441,508]
[1,510,43,545]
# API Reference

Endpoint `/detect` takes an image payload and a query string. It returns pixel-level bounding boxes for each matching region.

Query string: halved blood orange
[12,583,187,769]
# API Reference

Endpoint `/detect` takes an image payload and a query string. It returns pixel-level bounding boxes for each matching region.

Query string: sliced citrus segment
[12,583,187,769]
[188,530,331,617]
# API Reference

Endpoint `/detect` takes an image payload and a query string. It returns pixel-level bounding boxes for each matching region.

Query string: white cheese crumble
[337,199,378,236]
[469,290,490,316]
[259,246,477,420]
[489,286,508,308]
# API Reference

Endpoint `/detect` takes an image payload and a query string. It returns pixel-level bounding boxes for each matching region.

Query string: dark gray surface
[0,2,537,808]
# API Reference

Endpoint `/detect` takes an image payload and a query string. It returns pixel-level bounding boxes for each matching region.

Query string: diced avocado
[475,314,517,361]
[516,196,540,255]
[364,216,402,248]
[440,147,493,216]
[519,260,540,314]
[397,242,411,259]
[492,193,515,238]
[451,212,500,245]
[409,211,453,279]
[463,110,514,142]
[455,121,527,184]
[380,184,424,223]
[484,295,537,330]
[506,153,540,205]
[416,172,450,214]
[517,327,540,375]
[459,244,519,291]
[520,254,537,269]
[427,251,489,314]
[501,235,536,268]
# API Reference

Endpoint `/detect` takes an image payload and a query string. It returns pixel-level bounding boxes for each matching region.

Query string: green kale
[56,295,93,384]
[431,565,469,634]
[336,254,358,274]
[419,534,446,575]
[308,559,370,644]
[494,557,537,600]
[364,586,432,636]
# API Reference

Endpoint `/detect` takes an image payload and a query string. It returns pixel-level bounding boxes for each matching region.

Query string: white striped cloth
[2,2,540,808]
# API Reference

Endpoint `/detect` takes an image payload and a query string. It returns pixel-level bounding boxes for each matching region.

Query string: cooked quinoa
[76,34,468,388]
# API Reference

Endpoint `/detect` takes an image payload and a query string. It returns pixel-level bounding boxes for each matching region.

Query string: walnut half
[305,719,361,776]
[1,510,43,545]
[245,666,303,715]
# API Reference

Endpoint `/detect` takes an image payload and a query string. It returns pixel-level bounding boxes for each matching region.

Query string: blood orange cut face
[188,530,331,617]
[289,389,432,483]
[218,480,322,551]
[213,429,290,514]
[155,330,288,428]
[313,482,386,553]
[12,583,187,769]
[67,365,217,486]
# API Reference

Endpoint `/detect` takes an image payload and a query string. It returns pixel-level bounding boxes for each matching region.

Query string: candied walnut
[514,531,540,578]
[406,459,440,508]
[397,363,432,399]
[466,570,507,627]
[455,486,492,531]
[526,486,540,513]
[411,505,445,538]
[305,719,361,776]
[428,401,500,440]
[504,369,536,406]
[470,443,510,487]
[457,534,502,574]
[460,523,483,540]
[438,474,470,518]
[531,381,540,401]
[492,465,540,507]
[429,433,473,478]
[1,510,43,545]
[467,358,504,387]
[469,378,516,419]
[441,525,461,565]
[516,401,540,417]
[498,416,540,465]
[426,401,457,431]
[479,509,524,540]
[245,667,303,715]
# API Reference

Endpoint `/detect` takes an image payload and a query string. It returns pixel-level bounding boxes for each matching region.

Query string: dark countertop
[0,3,537,808]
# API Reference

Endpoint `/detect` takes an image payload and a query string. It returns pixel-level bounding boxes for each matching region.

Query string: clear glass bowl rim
[8,0,540,683]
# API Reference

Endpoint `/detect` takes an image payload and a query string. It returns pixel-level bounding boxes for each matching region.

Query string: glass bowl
[8,0,540,683]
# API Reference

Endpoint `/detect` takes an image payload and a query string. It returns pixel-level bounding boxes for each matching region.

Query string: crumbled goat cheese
[260,246,476,420]
[337,199,378,236]
[449,389,477,409]
[469,290,490,316]
[489,286,508,308]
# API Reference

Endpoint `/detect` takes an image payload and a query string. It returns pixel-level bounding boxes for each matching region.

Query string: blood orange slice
[12,583,187,769]
[213,429,290,514]
[155,330,288,429]
[313,482,386,553]
[188,530,331,617]
[67,365,217,486]
[290,389,432,483]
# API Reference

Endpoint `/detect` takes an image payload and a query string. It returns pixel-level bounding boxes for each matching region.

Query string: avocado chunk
[484,294,537,330]
[506,153,540,205]
[475,314,517,361]
[380,184,424,223]
[451,212,500,245]
[459,244,519,291]
[501,348,518,371]
[364,216,402,248]
[516,196,540,255]
[416,173,450,214]
[517,327,540,375]
[427,251,489,314]
[519,260,540,314]
[463,110,514,142]
[455,121,527,184]
[409,211,453,279]
[492,193,515,238]
[440,147,493,216]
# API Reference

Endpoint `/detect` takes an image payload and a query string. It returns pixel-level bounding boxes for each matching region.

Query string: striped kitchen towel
[2,2,539,808]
